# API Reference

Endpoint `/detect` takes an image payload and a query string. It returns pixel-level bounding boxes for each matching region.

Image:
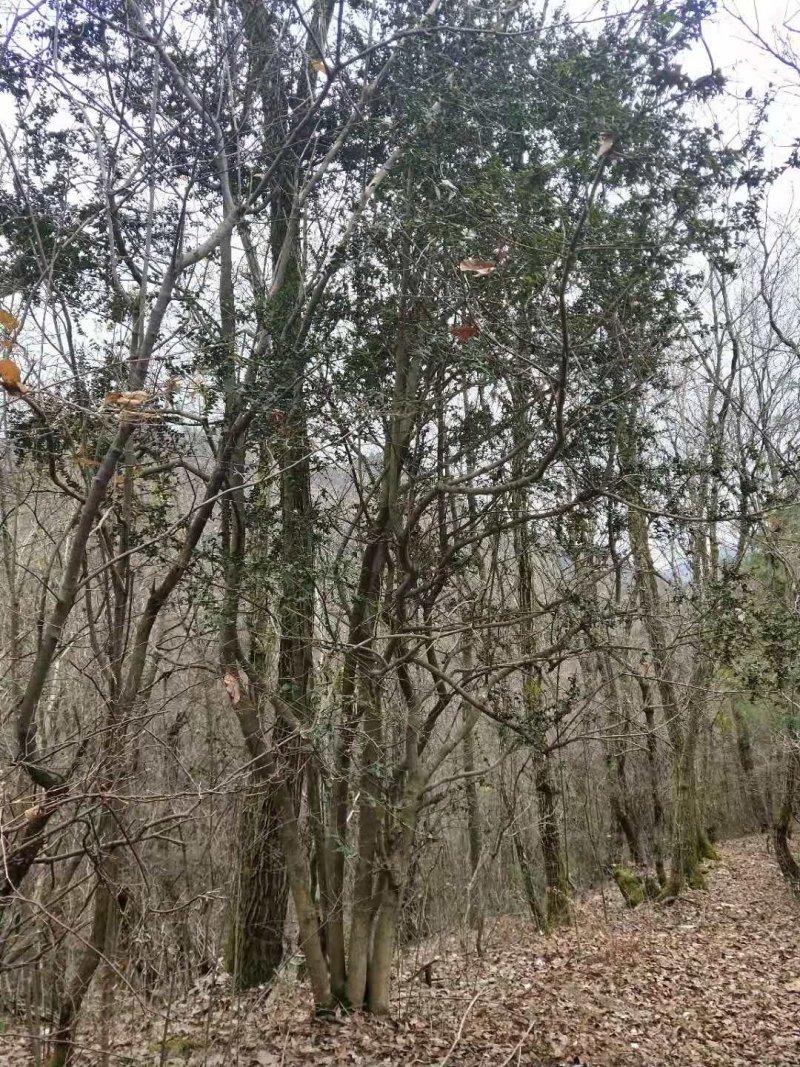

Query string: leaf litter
[1,837,797,1066]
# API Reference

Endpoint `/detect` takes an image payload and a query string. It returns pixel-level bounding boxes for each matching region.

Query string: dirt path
[2,837,798,1065]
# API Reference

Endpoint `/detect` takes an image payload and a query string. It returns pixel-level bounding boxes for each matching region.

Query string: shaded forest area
[0,0,799,1063]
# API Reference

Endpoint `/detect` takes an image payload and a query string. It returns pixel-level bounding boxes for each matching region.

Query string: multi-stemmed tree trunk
[627,497,706,893]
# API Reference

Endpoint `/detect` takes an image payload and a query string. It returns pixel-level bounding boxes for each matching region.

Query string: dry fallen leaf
[223,669,241,705]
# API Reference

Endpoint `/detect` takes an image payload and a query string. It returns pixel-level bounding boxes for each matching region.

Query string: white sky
[1,1,798,228]
[685,1,798,213]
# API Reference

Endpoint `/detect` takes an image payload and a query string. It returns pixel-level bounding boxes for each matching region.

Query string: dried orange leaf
[0,358,22,390]
[223,669,241,705]
[0,308,19,332]
[459,258,496,276]
[105,389,150,408]
[450,322,480,342]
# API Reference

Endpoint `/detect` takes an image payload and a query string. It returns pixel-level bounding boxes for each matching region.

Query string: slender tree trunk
[597,653,644,866]
[463,714,484,942]
[628,503,703,893]
[366,787,420,1015]
[514,834,546,931]
[732,699,769,832]
[47,846,117,1067]
[639,675,666,885]
[460,630,484,945]
[345,687,383,1008]
[774,736,800,898]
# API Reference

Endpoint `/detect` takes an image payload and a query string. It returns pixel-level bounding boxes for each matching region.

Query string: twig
[439,988,484,1066]
[498,1018,537,1067]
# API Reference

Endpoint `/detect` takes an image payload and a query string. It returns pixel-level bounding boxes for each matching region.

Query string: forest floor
[2,836,799,1066]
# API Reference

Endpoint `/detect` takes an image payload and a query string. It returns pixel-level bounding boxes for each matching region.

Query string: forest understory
[2,836,797,1067]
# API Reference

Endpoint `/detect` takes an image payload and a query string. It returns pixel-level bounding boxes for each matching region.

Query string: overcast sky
[1,0,798,214]
[677,0,798,214]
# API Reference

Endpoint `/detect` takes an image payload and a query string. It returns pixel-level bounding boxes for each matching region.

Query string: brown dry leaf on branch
[0,308,19,332]
[459,257,497,275]
[223,669,241,704]
[596,131,617,157]
[450,321,480,342]
[104,389,151,408]
[0,358,27,394]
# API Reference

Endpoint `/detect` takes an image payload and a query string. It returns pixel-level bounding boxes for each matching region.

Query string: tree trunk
[461,630,484,945]
[533,748,571,926]
[732,699,769,832]
[513,834,546,931]
[47,860,117,1067]
[628,503,704,893]
[774,738,800,898]
[366,788,419,1015]
[516,507,570,927]
[226,781,291,990]
[345,689,383,1008]
[639,675,666,885]
[597,652,644,866]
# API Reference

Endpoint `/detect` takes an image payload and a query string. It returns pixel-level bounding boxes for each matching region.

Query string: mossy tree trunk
[533,744,571,926]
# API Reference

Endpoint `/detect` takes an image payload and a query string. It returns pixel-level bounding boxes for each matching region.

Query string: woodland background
[0,0,799,1063]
